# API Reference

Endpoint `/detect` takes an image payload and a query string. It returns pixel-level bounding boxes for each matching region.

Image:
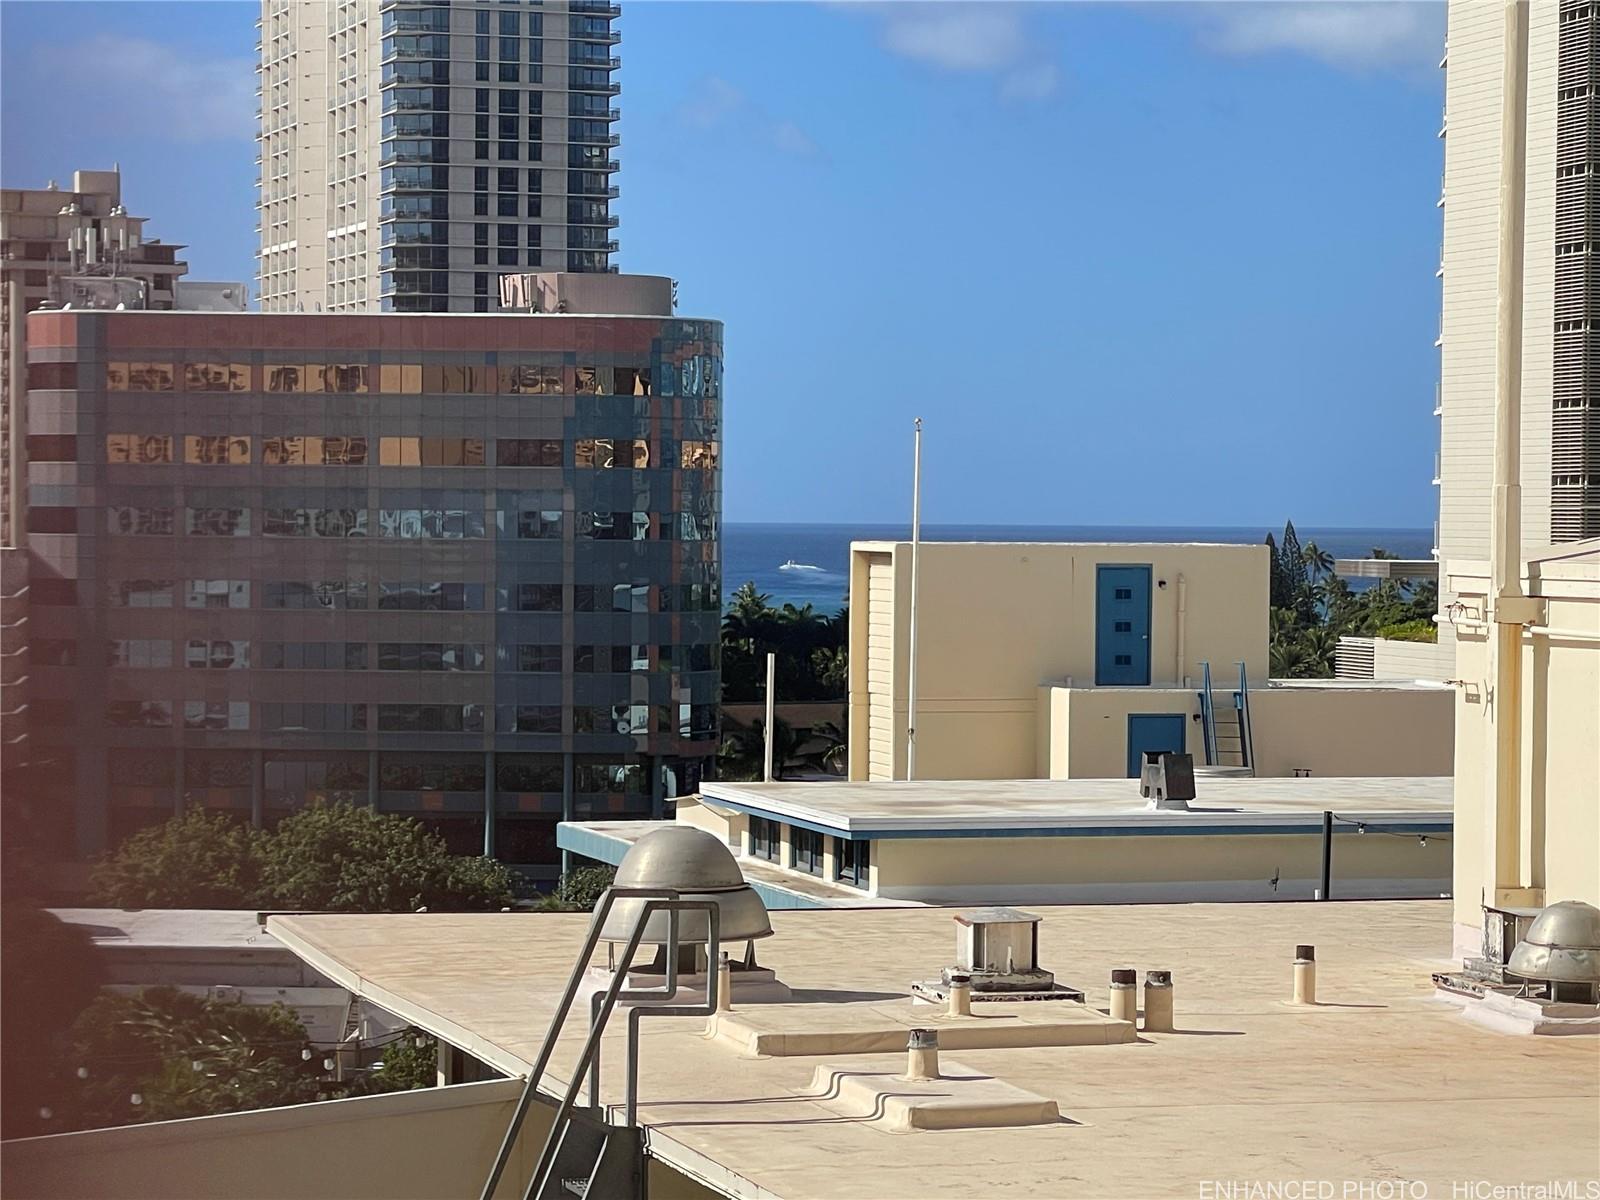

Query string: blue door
[1127,713,1187,778]
[1096,565,1152,685]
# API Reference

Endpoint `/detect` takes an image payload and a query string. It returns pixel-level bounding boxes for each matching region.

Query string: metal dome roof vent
[601,826,773,948]
[585,827,790,1002]
[1507,900,1600,1004]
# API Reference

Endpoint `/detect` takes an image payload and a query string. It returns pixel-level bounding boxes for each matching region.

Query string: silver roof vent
[1508,900,1600,1002]
[599,826,773,947]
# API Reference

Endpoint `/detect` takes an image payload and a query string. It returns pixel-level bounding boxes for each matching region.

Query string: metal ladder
[1198,661,1255,774]
[479,887,722,1200]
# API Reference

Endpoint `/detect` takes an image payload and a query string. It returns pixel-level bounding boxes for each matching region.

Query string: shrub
[1376,618,1438,643]
[90,809,263,909]
[258,802,515,912]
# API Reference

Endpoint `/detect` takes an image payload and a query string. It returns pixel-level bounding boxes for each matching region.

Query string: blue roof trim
[697,795,1450,841]
[555,822,632,866]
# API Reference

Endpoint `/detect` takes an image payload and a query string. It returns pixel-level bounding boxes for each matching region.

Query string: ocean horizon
[723,521,1434,612]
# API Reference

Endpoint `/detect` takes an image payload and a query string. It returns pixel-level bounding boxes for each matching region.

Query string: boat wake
[778,559,826,572]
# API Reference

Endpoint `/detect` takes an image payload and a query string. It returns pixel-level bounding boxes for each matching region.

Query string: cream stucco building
[846,541,1454,785]
[1436,0,1600,951]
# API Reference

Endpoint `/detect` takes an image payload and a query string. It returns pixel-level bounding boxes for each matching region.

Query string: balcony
[570,1,622,15]
[569,183,620,199]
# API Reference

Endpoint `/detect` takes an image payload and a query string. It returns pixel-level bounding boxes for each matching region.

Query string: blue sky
[0,1,1447,528]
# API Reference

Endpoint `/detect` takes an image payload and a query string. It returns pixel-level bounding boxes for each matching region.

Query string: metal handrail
[523,896,717,1200]
[478,885,674,1200]
[1198,661,1217,765]
[1235,661,1255,771]
[624,905,720,1127]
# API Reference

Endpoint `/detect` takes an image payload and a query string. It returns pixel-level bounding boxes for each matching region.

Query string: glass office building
[20,303,721,881]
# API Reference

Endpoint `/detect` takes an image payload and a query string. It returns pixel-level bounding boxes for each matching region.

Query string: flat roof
[267,901,1600,1199]
[696,776,1453,838]
[50,908,282,950]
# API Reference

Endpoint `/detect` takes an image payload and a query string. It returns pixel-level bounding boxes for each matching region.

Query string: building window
[791,827,824,876]
[750,815,780,862]
[834,838,871,889]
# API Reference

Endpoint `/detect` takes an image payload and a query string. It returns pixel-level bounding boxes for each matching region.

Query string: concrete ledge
[1436,989,1600,1036]
[804,1062,1060,1132]
[708,1001,1133,1057]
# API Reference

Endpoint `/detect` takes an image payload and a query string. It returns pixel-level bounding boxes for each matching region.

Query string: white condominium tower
[1437,1,1598,556]
[257,0,620,313]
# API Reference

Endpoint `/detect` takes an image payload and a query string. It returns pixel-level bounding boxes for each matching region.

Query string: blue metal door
[1127,713,1186,778]
[1096,565,1152,685]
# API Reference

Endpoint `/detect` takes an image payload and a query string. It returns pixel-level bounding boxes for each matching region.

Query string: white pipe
[906,417,923,782]
[1487,0,1531,905]
[762,652,776,782]
[1175,573,1188,686]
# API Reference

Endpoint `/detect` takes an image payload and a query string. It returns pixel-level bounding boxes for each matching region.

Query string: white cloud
[842,2,1060,102]
[35,34,255,142]
[674,76,826,161]
[1192,1,1445,72]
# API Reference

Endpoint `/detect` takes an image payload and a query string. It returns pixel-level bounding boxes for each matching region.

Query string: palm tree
[717,717,801,781]
[1301,541,1334,583]
[804,720,848,775]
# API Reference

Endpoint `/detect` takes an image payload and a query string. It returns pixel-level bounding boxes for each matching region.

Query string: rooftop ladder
[479,887,722,1200]
[1198,660,1255,775]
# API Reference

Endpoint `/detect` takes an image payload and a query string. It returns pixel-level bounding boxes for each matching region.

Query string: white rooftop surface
[50,908,283,950]
[267,901,1600,1200]
[698,775,1453,834]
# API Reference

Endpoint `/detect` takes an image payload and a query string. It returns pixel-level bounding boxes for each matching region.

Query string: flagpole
[906,418,922,782]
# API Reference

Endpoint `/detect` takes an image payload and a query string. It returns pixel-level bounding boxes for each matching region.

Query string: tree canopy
[1267,521,1438,678]
[90,802,515,913]
[721,583,847,702]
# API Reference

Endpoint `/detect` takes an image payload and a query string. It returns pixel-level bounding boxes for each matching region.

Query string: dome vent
[600,826,772,947]
[1508,900,1600,999]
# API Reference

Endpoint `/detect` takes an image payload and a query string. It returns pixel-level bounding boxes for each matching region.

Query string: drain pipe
[905,1028,939,1081]
[947,971,972,1018]
[1175,573,1188,686]
[906,417,923,782]
[1486,0,1542,909]
[1108,968,1137,1024]
[1142,970,1174,1033]
[1293,945,1317,1005]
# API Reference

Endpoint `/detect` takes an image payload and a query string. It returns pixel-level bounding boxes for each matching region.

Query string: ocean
[723,523,1434,613]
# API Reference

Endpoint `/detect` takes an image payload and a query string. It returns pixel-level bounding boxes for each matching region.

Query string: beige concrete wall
[0,1080,550,1200]
[1036,686,1452,781]
[1038,688,1205,779]
[674,794,746,852]
[849,542,1268,782]
[1448,553,1600,944]
[871,830,1449,905]
[1247,687,1455,779]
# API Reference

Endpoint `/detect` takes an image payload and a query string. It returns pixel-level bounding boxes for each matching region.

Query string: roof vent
[599,826,773,948]
[1141,751,1195,811]
[1508,900,1600,1004]
[912,908,1084,1006]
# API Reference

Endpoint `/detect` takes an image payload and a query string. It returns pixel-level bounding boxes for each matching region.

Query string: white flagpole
[906,418,923,782]
[763,651,776,782]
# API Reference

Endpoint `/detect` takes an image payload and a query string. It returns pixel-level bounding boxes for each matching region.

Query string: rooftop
[695,775,1453,837]
[267,900,1600,1199]
[50,908,280,951]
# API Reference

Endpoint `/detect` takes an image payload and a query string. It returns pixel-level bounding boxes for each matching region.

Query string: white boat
[779,559,824,572]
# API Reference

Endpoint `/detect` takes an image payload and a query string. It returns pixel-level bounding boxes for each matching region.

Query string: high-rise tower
[256,0,621,313]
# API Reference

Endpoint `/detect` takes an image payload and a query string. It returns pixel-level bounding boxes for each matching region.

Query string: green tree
[539,865,616,912]
[803,719,849,776]
[90,808,263,909]
[259,802,515,912]
[361,1032,439,1094]
[1300,540,1334,584]
[63,987,324,1133]
[1278,521,1314,621]
[1265,532,1289,610]
[717,717,803,781]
